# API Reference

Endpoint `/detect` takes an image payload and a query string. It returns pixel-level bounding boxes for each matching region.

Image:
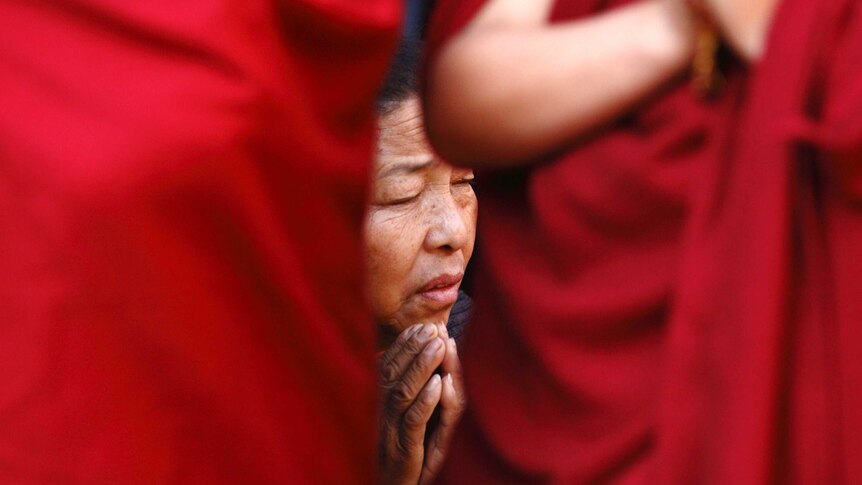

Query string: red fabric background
[658,0,862,482]
[425,0,862,483]
[0,1,399,483]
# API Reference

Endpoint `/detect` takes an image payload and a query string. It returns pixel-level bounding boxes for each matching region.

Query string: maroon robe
[0,0,399,482]
[425,0,862,482]
[658,0,862,482]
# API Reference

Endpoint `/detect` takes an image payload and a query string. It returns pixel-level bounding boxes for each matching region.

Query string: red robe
[425,0,862,483]
[0,1,399,483]
[658,0,862,482]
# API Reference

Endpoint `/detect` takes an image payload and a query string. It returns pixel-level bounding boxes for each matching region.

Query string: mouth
[416,272,463,307]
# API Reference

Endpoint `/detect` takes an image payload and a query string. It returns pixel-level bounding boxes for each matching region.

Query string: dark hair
[377,36,423,115]
[377,0,437,114]
[406,0,436,41]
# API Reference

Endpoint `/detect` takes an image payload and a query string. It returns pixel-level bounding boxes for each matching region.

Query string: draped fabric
[0,1,399,483]
[658,0,862,482]
[425,0,862,483]
[426,1,745,482]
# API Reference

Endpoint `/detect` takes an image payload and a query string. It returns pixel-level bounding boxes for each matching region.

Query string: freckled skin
[364,97,478,348]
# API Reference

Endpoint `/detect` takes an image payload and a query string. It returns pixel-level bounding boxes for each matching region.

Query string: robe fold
[659,0,862,482]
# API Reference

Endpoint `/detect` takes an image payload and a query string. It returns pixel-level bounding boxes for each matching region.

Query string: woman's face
[365,97,477,340]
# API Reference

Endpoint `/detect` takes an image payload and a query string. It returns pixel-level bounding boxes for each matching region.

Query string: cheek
[462,198,479,260]
[465,198,478,230]
[364,208,426,313]
[461,195,479,236]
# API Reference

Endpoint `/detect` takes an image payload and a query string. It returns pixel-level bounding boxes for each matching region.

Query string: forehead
[377,98,429,152]
[374,97,472,180]
[375,97,436,175]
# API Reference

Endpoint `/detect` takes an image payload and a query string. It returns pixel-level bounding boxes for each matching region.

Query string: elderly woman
[365,39,477,485]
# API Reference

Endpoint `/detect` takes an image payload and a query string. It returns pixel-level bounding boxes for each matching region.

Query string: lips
[417,272,463,307]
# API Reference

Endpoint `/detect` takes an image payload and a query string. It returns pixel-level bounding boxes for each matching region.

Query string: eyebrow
[378,158,434,178]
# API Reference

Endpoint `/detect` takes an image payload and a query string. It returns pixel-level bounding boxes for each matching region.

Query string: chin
[415,306,454,326]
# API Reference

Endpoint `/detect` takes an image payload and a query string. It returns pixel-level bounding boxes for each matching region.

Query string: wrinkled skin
[377,323,465,485]
[365,97,477,345]
[365,96,474,484]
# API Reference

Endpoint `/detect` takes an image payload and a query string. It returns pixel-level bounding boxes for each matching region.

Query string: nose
[423,193,469,254]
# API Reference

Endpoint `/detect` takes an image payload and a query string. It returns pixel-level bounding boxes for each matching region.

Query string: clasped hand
[378,323,466,485]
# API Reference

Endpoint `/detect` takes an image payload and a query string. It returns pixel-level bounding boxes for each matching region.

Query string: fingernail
[429,374,441,389]
[439,323,449,338]
[419,324,436,339]
[398,325,419,343]
[406,324,422,338]
[426,338,444,355]
[445,373,453,386]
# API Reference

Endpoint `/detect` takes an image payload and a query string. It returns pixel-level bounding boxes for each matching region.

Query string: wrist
[644,0,697,76]
[697,0,781,61]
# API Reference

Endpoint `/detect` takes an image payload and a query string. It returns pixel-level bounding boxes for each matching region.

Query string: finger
[382,323,422,362]
[379,324,439,388]
[440,338,464,396]
[386,337,446,413]
[444,339,467,422]
[380,375,437,485]
[378,325,433,446]
[436,321,449,340]
[398,374,442,461]
[419,373,462,485]
[439,366,465,432]
[379,323,422,372]
[422,340,466,480]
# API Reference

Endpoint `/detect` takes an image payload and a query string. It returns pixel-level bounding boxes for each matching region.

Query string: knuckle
[404,337,423,355]
[379,362,401,386]
[387,439,408,463]
[380,419,397,441]
[417,348,436,367]
[392,381,414,407]
[396,430,420,458]
[395,327,416,345]
[381,432,406,468]
[403,405,425,429]
[415,346,443,370]
[385,449,409,473]
[425,446,445,470]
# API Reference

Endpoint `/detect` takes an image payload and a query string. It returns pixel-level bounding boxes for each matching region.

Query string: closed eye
[383,193,421,206]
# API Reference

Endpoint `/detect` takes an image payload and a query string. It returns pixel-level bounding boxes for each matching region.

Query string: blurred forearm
[425,0,694,167]
[703,0,781,61]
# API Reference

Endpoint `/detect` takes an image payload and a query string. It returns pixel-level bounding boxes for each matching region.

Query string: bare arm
[424,0,695,167]
[703,0,781,61]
